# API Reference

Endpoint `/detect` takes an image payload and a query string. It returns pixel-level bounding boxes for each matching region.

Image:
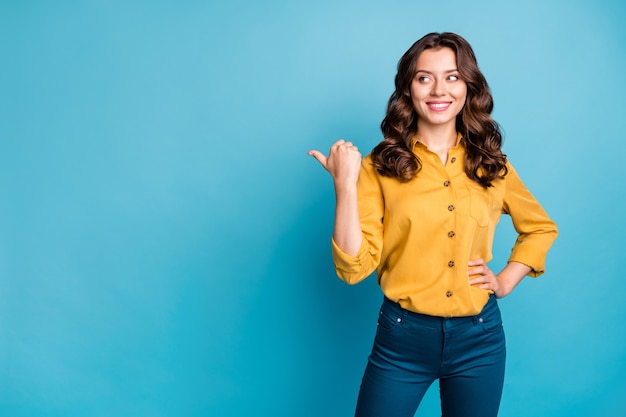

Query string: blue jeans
[355,295,506,417]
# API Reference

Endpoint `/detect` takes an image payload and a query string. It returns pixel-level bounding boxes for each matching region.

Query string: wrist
[333,180,358,195]
[493,275,509,299]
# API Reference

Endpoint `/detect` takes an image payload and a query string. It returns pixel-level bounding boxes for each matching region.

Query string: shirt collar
[411,132,463,150]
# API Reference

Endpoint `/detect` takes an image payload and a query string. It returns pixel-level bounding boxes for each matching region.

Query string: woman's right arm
[308,139,363,256]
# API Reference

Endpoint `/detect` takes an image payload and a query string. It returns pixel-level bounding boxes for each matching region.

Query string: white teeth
[429,103,450,109]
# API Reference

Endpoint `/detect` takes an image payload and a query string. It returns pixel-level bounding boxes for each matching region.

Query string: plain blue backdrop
[1,1,625,416]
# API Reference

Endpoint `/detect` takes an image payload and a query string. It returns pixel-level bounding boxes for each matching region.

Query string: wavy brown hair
[371,32,507,187]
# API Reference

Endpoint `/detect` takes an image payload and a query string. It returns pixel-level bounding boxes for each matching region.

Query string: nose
[431,78,445,96]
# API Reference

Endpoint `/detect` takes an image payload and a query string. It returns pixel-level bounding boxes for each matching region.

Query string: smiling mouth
[427,102,452,111]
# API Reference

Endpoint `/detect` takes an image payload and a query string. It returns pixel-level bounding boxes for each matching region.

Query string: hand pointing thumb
[307,150,328,170]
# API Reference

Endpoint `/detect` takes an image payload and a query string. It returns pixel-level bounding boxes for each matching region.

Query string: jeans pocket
[377,309,399,332]
[480,318,503,333]
[478,297,504,333]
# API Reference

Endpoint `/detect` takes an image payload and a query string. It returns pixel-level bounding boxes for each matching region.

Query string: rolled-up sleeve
[503,162,558,277]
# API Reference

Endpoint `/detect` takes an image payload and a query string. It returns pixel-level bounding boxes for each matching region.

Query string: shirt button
[446,291,453,297]
[448,261,455,267]
[450,157,457,163]
[443,180,450,187]
[448,231,455,238]
[448,205,455,211]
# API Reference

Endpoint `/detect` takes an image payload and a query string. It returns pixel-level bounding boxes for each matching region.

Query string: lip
[426,101,452,112]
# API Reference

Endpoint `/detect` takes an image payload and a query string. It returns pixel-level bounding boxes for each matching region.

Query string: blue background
[1,1,625,416]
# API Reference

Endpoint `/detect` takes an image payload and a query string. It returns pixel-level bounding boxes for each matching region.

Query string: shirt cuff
[331,237,369,273]
[508,247,546,278]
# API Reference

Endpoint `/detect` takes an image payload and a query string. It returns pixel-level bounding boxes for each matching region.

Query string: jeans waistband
[381,295,497,328]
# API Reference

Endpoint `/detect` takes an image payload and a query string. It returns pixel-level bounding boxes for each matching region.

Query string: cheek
[409,86,418,102]
[409,89,422,109]
[410,81,428,100]
[454,90,468,112]
[454,84,468,100]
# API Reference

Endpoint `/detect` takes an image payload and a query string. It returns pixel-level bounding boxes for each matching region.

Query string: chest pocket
[466,185,494,227]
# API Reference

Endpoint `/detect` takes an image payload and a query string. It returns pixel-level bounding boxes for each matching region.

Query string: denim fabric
[355,295,506,417]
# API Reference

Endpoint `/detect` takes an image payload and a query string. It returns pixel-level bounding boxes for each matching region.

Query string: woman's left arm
[468,259,532,298]
[468,161,558,298]
[503,162,558,277]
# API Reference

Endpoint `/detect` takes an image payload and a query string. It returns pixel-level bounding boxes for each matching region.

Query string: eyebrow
[415,69,459,74]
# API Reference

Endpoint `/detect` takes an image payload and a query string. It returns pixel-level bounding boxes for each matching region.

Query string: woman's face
[410,47,467,129]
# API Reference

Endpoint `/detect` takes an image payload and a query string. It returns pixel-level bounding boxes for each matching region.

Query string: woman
[308,32,558,417]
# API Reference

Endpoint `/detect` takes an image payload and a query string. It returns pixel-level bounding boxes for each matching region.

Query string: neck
[415,122,458,152]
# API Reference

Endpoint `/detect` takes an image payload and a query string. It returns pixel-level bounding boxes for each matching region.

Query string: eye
[417,75,431,83]
[448,74,460,81]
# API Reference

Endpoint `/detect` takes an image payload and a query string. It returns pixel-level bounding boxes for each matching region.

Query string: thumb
[307,150,328,169]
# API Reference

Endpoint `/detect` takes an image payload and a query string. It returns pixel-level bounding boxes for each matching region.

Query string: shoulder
[359,153,393,188]
[361,154,377,174]
[503,158,522,181]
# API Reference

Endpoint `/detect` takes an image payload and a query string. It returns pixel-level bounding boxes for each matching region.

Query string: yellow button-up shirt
[331,137,558,317]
